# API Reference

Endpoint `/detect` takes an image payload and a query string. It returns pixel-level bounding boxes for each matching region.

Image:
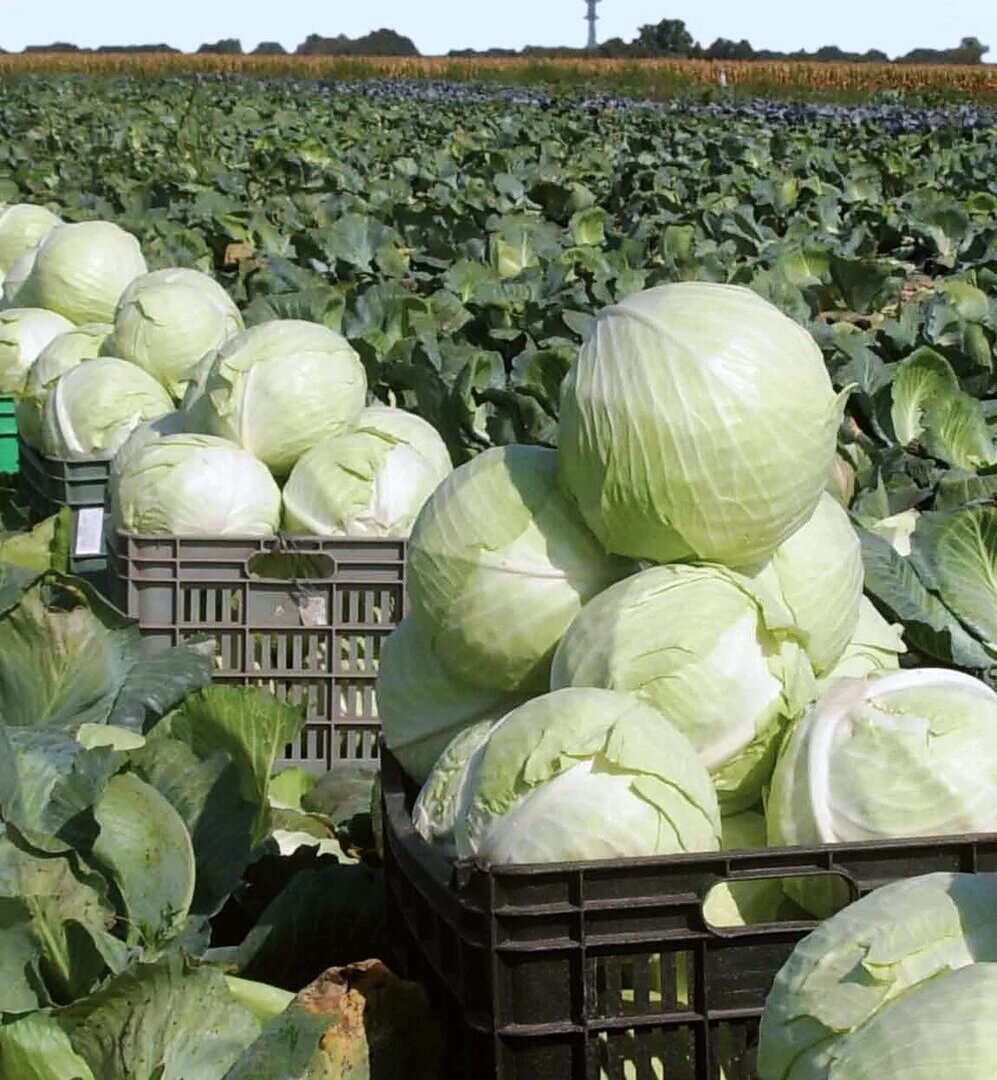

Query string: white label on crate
[74,508,105,557]
[298,595,329,627]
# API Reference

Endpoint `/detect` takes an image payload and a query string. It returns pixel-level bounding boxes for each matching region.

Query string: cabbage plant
[0,307,74,394]
[41,356,173,460]
[452,688,721,864]
[551,564,816,812]
[559,282,847,566]
[190,320,367,477]
[758,872,997,1079]
[740,493,863,675]
[24,221,148,324]
[107,268,244,398]
[768,669,997,854]
[378,617,525,786]
[282,405,452,539]
[0,203,60,278]
[111,432,282,537]
[407,445,631,693]
[16,323,112,448]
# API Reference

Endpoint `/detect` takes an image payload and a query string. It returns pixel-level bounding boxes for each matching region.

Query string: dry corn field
[1,52,995,99]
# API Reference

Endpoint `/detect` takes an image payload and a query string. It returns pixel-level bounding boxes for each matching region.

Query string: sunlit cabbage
[106,268,244,398]
[0,307,74,394]
[453,688,721,864]
[0,203,60,278]
[283,405,452,539]
[192,320,367,477]
[816,596,905,689]
[111,432,281,537]
[408,445,631,693]
[411,718,497,858]
[1,246,40,306]
[758,872,997,1079]
[740,493,863,675]
[378,617,525,786]
[16,323,113,448]
[702,812,805,929]
[559,282,846,566]
[24,221,148,324]
[40,356,173,461]
[768,669,997,859]
[551,564,816,812]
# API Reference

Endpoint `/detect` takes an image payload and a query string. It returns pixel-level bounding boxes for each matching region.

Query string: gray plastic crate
[109,532,407,773]
[18,438,111,590]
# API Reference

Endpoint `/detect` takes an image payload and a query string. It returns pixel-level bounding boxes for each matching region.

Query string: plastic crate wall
[0,397,17,475]
[380,746,997,1080]
[17,439,111,588]
[109,532,406,772]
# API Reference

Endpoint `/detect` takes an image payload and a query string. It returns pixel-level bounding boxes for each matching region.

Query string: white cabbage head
[0,307,74,394]
[758,872,997,1079]
[815,596,906,690]
[107,268,244,398]
[411,719,498,859]
[0,203,60,277]
[283,405,452,539]
[407,444,632,694]
[24,221,148,324]
[1,246,40,307]
[40,356,173,460]
[377,617,526,786]
[559,282,847,566]
[16,323,113,448]
[551,563,816,812]
[111,431,282,537]
[191,319,367,477]
[453,687,721,864]
[740,492,863,675]
[767,669,997,853]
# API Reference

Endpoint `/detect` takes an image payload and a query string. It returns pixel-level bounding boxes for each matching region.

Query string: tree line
[8,19,990,65]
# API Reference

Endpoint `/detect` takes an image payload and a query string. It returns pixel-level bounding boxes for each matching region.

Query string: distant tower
[585,0,601,50]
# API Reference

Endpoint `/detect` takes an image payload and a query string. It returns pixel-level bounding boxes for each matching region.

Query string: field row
[0,54,996,100]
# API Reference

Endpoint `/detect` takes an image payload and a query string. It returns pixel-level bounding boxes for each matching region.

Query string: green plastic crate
[0,396,17,475]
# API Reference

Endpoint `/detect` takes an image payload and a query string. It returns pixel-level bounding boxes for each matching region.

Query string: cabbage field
[1,73,997,1077]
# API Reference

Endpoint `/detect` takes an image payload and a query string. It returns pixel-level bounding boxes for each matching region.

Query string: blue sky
[1,1,993,60]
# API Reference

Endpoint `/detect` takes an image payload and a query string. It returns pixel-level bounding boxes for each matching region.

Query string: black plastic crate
[380,745,997,1080]
[109,532,406,773]
[18,438,111,590]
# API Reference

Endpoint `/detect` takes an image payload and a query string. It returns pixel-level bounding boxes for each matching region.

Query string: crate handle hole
[702,869,856,932]
[247,551,336,580]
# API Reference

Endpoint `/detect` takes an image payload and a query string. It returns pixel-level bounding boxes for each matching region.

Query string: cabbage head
[758,872,997,1079]
[24,221,148,324]
[551,564,816,812]
[0,203,60,277]
[41,356,173,460]
[816,596,905,689]
[453,687,721,864]
[559,282,847,566]
[192,320,367,477]
[111,432,281,537]
[377,617,526,786]
[767,669,997,855]
[740,493,863,675]
[283,405,452,539]
[411,719,497,859]
[107,268,244,398]
[407,445,631,693]
[1,247,40,307]
[0,307,74,394]
[16,323,113,448]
